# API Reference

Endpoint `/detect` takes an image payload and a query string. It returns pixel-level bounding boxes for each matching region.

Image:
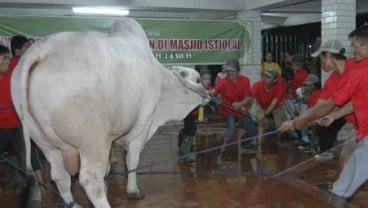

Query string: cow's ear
[180,71,188,78]
[170,66,185,78]
[171,66,208,98]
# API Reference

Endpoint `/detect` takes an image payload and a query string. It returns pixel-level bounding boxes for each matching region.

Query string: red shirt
[319,71,341,100]
[291,68,308,98]
[9,56,19,71]
[307,90,322,108]
[251,78,286,110]
[215,75,252,117]
[0,66,21,128]
[318,58,357,127]
[333,59,368,140]
[319,58,355,100]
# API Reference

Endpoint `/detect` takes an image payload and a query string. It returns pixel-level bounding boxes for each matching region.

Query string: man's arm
[318,101,353,127]
[233,96,253,110]
[258,98,279,122]
[330,101,353,119]
[279,97,336,131]
[293,98,336,129]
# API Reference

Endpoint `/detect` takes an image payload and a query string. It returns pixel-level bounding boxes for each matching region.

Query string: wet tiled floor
[1,122,368,207]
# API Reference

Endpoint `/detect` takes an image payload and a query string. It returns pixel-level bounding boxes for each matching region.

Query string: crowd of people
[177,24,368,207]
[181,44,339,163]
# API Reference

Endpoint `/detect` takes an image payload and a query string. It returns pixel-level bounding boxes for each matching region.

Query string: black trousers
[0,127,42,171]
[178,114,197,148]
[317,118,346,152]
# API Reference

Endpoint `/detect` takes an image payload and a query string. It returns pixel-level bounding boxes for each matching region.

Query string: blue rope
[112,129,279,176]
[124,169,275,176]
[0,153,69,206]
[0,128,279,207]
[63,200,76,208]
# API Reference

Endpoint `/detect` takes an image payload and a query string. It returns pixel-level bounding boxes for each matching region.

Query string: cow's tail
[11,42,46,174]
[11,43,46,207]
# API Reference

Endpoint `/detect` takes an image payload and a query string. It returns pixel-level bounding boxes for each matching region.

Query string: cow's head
[170,66,210,100]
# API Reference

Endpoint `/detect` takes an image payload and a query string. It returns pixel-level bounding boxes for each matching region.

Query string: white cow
[11,18,208,208]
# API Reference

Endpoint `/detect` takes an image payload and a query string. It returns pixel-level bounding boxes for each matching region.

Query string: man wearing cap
[280,39,357,150]
[208,59,256,165]
[249,68,287,128]
[280,40,357,130]
[247,68,287,149]
[280,25,368,206]
[300,74,322,108]
[298,74,344,157]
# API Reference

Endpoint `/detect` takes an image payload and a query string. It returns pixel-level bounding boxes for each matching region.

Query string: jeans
[220,114,257,153]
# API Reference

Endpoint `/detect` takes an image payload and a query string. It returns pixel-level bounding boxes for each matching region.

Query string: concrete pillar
[321,0,356,141]
[321,0,356,83]
[237,11,262,84]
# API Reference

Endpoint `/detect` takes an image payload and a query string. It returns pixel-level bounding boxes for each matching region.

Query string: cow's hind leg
[41,148,81,207]
[78,144,111,208]
[28,117,80,207]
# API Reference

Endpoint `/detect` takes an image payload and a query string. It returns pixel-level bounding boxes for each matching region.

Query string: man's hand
[278,120,295,132]
[317,115,335,127]
[207,89,215,96]
[232,102,242,110]
[257,113,266,123]
[208,96,220,107]
[293,110,300,117]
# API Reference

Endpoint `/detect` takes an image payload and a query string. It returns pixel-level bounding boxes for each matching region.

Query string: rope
[0,153,68,205]
[111,129,279,176]
[131,169,275,176]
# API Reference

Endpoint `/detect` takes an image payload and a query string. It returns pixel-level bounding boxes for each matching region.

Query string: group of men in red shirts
[210,25,368,206]
[209,57,298,165]
[280,25,368,206]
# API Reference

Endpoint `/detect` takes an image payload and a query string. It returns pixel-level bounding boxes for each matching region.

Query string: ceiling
[0,0,367,30]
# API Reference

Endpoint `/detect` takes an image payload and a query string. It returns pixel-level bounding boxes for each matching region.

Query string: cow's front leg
[126,140,145,200]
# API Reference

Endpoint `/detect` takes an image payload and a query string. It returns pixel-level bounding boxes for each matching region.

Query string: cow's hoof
[127,192,145,200]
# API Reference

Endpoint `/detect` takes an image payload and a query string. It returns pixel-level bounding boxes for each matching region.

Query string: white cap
[311,40,345,57]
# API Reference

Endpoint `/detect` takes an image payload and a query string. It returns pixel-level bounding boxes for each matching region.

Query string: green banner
[0,16,251,64]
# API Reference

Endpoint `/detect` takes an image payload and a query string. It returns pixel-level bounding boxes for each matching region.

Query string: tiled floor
[1,122,368,207]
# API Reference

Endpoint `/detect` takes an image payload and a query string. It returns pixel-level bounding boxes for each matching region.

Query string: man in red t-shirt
[280,40,358,157]
[209,59,257,165]
[290,55,308,98]
[280,26,368,205]
[0,44,25,186]
[299,74,346,155]
[1,36,44,189]
[249,69,286,135]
